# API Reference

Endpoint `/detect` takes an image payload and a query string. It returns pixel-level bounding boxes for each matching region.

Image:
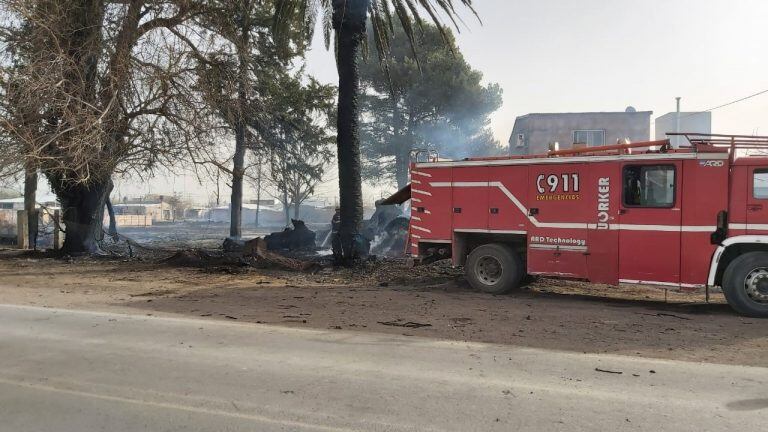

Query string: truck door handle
[618,209,627,215]
[748,204,763,212]
[529,208,539,216]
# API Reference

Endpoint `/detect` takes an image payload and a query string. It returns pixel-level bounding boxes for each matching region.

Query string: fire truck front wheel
[465,243,524,294]
[722,251,768,318]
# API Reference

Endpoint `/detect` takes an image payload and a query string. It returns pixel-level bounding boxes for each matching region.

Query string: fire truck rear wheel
[722,251,768,318]
[465,243,523,294]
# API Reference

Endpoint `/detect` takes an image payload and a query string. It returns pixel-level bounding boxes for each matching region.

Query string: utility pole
[675,97,681,148]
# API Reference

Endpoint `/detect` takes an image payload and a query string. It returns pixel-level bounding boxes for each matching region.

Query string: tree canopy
[359,21,504,188]
[262,70,336,224]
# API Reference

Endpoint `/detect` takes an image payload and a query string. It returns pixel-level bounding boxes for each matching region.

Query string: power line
[680,88,768,119]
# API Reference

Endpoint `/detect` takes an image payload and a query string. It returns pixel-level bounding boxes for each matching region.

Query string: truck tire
[465,243,524,294]
[722,251,768,318]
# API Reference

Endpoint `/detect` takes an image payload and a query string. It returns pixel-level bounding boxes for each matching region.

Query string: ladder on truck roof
[668,132,768,151]
[542,133,768,159]
[460,139,675,162]
[668,133,768,163]
[456,133,768,163]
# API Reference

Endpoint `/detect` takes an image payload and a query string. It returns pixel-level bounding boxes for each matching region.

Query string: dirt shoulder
[0,249,765,367]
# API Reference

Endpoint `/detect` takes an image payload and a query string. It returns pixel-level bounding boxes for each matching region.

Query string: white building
[655,112,712,148]
[0,195,60,238]
[110,202,175,226]
[0,194,59,211]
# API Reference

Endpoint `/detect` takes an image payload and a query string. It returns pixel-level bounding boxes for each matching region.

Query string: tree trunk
[391,97,409,189]
[52,178,113,255]
[230,10,250,239]
[23,163,38,249]
[105,197,118,240]
[283,189,290,226]
[230,120,246,238]
[394,149,409,190]
[396,110,417,188]
[333,0,370,263]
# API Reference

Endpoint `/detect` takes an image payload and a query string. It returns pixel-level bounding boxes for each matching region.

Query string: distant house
[203,201,344,227]
[0,194,58,211]
[204,202,285,226]
[654,112,712,148]
[110,199,174,226]
[0,195,60,239]
[184,207,207,220]
[509,108,652,155]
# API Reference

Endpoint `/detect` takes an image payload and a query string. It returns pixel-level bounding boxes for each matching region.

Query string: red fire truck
[391,134,768,317]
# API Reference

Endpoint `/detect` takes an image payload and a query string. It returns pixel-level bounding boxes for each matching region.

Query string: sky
[25,0,768,206]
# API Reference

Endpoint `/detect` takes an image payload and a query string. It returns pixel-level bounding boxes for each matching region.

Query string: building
[654,112,712,148]
[204,202,285,226]
[509,109,652,155]
[202,202,341,227]
[0,194,59,211]
[0,195,60,240]
[110,200,174,226]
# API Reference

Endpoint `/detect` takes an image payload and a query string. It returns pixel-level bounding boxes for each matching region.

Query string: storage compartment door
[526,165,589,278]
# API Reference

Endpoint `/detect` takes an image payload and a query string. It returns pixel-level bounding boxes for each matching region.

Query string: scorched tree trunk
[51,178,113,255]
[332,0,370,263]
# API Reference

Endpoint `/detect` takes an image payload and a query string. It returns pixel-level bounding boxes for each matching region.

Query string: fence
[0,209,18,238]
[1,209,63,249]
[111,214,152,227]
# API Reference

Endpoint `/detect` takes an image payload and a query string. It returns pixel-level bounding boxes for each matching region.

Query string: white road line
[0,377,357,432]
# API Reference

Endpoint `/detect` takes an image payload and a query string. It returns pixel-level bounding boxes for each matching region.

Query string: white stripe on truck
[426,181,718,233]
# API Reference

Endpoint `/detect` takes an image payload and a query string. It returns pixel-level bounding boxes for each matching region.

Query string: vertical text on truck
[390,134,768,318]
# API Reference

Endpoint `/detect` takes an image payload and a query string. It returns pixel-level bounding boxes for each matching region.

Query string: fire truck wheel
[465,243,523,294]
[722,251,768,318]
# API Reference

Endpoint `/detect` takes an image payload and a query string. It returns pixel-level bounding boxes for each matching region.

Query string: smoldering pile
[364,200,410,257]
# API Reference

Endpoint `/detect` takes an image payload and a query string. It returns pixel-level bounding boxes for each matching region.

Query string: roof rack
[668,133,768,151]
[461,139,675,162]
[460,133,768,164]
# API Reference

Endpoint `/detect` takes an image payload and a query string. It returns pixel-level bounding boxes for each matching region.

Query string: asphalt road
[0,303,765,432]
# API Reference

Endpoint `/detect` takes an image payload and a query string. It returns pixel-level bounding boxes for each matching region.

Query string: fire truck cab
[398,134,768,317]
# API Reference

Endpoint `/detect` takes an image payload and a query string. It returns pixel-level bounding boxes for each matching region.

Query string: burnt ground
[0,248,765,367]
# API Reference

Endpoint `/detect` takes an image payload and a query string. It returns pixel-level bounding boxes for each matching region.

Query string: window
[623,165,675,207]
[573,130,605,147]
[515,133,525,148]
[754,169,768,199]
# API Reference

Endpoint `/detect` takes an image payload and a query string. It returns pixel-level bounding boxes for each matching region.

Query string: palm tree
[274,0,477,264]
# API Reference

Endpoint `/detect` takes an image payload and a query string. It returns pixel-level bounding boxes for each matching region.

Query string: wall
[509,112,652,155]
[112,203,173,222]
[113,215,153,227]
[0,210,17,238]
[654,112,712,148]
